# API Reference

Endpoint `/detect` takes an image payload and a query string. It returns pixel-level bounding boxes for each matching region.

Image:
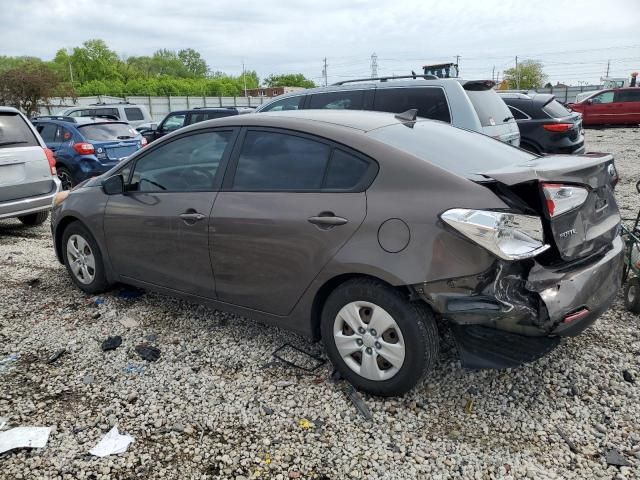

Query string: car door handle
[308,213,348,228]
[180,212,206,222]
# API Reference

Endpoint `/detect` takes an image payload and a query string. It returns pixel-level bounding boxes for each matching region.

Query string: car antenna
[394,109,418,123]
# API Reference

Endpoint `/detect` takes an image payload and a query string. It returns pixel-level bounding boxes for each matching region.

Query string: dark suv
[138,107,253,143]
[499,93,584,154]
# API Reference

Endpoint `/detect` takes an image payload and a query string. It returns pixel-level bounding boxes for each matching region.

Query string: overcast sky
[2,0,639,85]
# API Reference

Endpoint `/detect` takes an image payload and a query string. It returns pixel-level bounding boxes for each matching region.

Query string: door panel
[104,192,217,297]
[210,192,366,315]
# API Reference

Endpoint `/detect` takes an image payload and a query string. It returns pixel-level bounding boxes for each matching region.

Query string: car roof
[34,116,128,126]
[188,109,425,133]
[0,106,22,114]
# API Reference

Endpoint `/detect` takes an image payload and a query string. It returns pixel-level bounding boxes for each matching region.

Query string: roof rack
[31,115,77,123]
[497,92,531,99]
[332,74,439,86]
[89,101,132,106]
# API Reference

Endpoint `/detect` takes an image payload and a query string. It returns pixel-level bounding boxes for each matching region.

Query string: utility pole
[515,56,520,89]
[606,59,610,78]
[242,61,247,97]
[455,55,461,77]
[370,53,378,78]
[322,57,328,87]
[492,65,495,83]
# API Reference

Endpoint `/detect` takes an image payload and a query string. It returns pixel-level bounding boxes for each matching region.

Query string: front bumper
[413,235,624,337]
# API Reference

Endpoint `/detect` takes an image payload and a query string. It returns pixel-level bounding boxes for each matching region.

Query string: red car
[568,88,640,125]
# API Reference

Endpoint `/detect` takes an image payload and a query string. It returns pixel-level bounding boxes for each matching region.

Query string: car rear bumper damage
[411,234,624,368]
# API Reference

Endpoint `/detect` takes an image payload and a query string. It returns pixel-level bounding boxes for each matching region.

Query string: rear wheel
[62,222,110,294]
[57,167,75,191]
[624,277,640,313]
[18,211,49,226]
[320,278,439,396]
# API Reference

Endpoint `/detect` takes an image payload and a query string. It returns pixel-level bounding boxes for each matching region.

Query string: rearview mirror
[102,175,124,195]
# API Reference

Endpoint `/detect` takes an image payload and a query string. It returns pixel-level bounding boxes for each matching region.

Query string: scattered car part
[89,426,134,457]
[101,336,122,352]
[135,344,161,362]
[0,427,51,454]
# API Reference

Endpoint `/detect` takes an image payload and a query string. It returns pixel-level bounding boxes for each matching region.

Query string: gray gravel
[1,127,639,479]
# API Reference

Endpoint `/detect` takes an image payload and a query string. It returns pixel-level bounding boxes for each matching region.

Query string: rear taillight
[73,142,95,155]
[542,183,589,218]
[543,123,573,132]
[44,148,56,175]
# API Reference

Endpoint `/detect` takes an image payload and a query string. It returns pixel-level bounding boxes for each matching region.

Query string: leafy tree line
[0,39,316,115]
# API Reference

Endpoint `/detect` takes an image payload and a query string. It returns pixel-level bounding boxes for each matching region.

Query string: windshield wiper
[0,140,28,147]
[503,116,514,122]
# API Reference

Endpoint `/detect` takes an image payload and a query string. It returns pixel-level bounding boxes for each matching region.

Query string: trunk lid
[94,140,140,162]
[480,153,620,262]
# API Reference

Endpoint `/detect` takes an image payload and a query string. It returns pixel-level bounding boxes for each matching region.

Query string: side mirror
[102,174,124,195]
[149,123,158,131]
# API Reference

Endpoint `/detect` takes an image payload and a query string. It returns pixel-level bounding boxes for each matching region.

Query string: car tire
[61,221,111,294]
[57,167,75,191]
[18,211,49,226]
[320,278,439,396]
[624,277,640,314]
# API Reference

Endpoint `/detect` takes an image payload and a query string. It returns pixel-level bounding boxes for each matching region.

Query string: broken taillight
[541,183,589,218]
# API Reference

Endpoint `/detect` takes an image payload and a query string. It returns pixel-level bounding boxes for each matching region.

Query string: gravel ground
[1,127,639,480]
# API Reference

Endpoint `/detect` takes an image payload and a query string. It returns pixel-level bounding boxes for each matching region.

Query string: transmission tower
[370,53,378,78]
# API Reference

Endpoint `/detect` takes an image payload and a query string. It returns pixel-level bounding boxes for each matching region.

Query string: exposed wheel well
[54,216,80,263]
[309,273,411,341]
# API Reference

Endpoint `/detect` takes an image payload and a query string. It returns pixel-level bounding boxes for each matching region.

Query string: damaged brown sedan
[50,109,623,396]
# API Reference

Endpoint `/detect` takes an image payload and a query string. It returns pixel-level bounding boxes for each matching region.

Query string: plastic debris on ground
[135,344,161,362]
[0,417,8,430]
[271,343,326,373]
[101,336,122,352]
[0,353,19,374]
[89,426,134,457]
[340,382,373,421]
[94,297,104,307]
[606,448,630,467]
[46,348,66,364]
[123,364,145,375]
[0,427,51,454]
[118,286,145,300]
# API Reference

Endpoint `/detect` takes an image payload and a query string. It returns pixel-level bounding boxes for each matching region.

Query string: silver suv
[256,75,520,146]
[0,107,61,226]
[56,102,152,128]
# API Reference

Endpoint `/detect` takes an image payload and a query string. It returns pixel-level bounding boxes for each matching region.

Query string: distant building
[555,82,569,88]
[246,86,305,97]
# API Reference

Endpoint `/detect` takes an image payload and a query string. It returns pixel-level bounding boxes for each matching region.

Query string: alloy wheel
[66,234,96,285]
[58,170,74,190]
[333,301,406,381]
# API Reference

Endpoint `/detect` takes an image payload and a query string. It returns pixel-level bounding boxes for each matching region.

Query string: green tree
[504,60,546,90]
[0,62,74,117]
[178,48,208,77]
[264,73,315,88]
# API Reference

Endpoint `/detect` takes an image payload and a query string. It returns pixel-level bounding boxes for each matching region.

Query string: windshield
[78,123,138,141]
[367,121,535,177]
[466,90,513,126]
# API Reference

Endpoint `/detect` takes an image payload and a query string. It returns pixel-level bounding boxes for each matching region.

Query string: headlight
[52,190,69,208]
[441,209,550,260]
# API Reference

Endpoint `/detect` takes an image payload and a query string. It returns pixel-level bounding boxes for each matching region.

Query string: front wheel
[320,278,439,396]
[57,167,75,191]
[61,222,111,294]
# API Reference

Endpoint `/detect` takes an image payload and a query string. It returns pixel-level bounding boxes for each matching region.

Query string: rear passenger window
[508,106,528,120]
[125,108,144,121]
[95,108,119,118]
[36,124,57,143]
[0,113,39,148]
[261,96,305,112]
[308,90,364,110]
[233,131,330,191]
[616,90,640,102]
[374,87,451,123]
[325,150,370,189]
[55,126,73,142]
